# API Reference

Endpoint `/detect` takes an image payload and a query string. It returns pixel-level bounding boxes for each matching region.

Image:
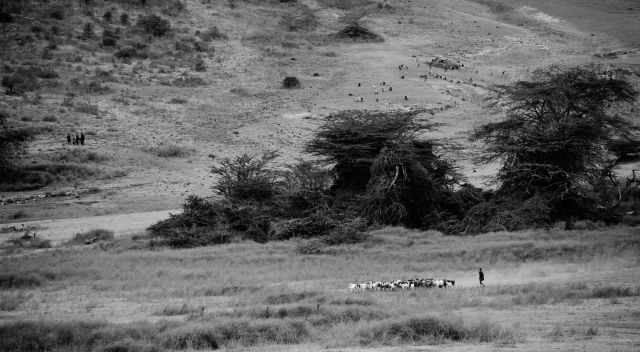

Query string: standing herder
[479,268,485,287]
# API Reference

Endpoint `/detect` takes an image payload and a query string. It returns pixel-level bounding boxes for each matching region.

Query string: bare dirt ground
[1,0,638,224]
[0,208,178,245]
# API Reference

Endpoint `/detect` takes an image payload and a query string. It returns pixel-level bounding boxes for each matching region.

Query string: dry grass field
[1,226,640,351]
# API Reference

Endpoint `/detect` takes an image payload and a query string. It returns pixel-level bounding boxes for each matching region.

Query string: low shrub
[102,29,119,46]
[279,211,337,240]
[296,238,325,254]
[334,22,383,42]
[211,152,281,202]
[309,307,389,327]
[81,22,95,39]
[68,229,115,245]
[75,103,100,116]
[264,291,318,305]
[114,45,149,60]
[54,149,110,163]
[137,14,171,37]
[322,217,368,245]
[197,26,227,41]
[170,75,207,87]
[461,195,552,234]
[96,338,161,352]
[2,71,38,95]
[6,235,52,251]
[193,56,206,72]
[0,292,30,311]
[283,76,301,88]
[280,8,318,31]
[0,273,42,289]
[148,196,227,248]
[168,97,187,104]
[0,321,160,352]
[26,66,58,79]
[359,316,513,345]
[161,326,218,349]
[0,163,102,191]
[48,6,65,20]
[0,11,13,23]
[330,297,375,306]
[147,144,193,158]
[156,303,204,316]
[162,0,187,16]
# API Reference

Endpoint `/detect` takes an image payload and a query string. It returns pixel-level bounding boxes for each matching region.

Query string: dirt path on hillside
[0,209,178,245]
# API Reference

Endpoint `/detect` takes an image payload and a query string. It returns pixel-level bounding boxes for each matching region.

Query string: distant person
[479,268,485,287]
[404,95,408,101]
[75,134,80,145]
[358,82,361,87]
[80,132,85,145]
[66,134,71,144]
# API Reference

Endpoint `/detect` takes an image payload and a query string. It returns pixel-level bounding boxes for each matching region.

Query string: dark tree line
[469,65,639,231]
[145,65,639,247]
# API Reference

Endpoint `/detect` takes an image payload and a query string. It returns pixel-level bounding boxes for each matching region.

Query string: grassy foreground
[1,226,639,351]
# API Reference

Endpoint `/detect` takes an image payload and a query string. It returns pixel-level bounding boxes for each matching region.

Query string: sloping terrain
[0,0,639,223]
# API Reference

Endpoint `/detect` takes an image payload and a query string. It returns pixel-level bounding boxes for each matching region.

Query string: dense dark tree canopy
[473,65,639,226]
[306,110,441,190]
[307,109,459,227]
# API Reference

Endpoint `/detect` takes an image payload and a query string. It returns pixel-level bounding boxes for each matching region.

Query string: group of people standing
[67,132,86,145]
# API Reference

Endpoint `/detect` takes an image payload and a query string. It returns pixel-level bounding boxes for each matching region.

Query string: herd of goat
[349,278,455,292]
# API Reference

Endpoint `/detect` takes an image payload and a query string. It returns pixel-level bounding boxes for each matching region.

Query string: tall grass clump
[359,316,513,345]
[137,14,171,36]
[147,144,193,158]
[68,229,114,245]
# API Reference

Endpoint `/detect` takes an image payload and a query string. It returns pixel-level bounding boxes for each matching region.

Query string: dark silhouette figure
[479,268,485,287]
[75,134,80,145]
[67,134,71,144]
[80,132,85,145]
[404,95,408,101]
[358,82,361,87]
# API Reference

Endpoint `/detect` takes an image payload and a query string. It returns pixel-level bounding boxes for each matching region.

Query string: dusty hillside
[1,0,639,222]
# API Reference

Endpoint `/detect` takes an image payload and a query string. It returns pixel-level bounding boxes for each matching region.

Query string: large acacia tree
[473,65,639,226]
[307,109,460,227]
